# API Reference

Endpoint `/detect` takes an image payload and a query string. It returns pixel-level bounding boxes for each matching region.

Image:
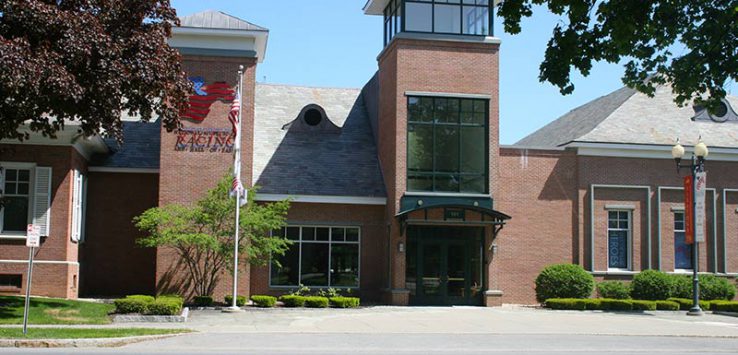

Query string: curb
[113,307,189,323]
[0,333,183,348]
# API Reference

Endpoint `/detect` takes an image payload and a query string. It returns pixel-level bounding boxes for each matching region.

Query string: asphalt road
[3,333,738,355]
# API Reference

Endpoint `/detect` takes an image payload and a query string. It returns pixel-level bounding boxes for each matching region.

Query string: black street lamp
[671,138,709,316]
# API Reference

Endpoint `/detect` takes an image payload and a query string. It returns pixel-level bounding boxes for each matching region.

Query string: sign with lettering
[175,128,234,153]
[445,209,466,221]
[695,172,707,243]
[26,224,40,248]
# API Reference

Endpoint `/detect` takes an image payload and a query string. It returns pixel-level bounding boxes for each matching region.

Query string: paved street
[3,306,738,354]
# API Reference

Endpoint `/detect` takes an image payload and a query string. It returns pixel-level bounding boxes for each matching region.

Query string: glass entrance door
[407,227,483,306]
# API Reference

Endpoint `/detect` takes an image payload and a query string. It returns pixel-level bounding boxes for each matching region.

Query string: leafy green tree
[0,0,191,142]
[134,176,290,297]
[498,1,738,110]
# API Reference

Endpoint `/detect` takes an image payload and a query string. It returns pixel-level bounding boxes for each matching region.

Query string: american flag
[228,93,240,137]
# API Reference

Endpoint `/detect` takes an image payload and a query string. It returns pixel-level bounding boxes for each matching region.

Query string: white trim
[171,27,269,63]
[405,91,492,100]
[255,194,386,206]
[591,271,638,276]
[605,204,636,210]
[0,259,79,266]
[403,192,490,198]
[88,167,159,174]
[606,209,633,271]
[571,142,738,162]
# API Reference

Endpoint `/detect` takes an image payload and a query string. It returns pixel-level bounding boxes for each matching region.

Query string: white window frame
[606,210,632,271]
[0,162,35,238]
[268,225,361,289]
[673,212,693,273]
[70,170,86,243]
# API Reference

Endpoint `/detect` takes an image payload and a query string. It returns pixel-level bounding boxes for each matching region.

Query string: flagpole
[226,65,245,312]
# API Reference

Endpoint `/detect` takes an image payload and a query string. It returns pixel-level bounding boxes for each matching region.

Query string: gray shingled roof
[179,10,268,31]
[253,84,386,197]
[516,85,738,148]
[91,120,160,169]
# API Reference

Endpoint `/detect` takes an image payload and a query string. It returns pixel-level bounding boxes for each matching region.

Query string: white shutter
[80,175,87,242]
[70,170,83,242]
[32,167,52,236]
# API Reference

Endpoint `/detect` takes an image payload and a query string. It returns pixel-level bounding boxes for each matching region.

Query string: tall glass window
[270,226,360,288]
[390,0,492,41]
[607,211,630,270]
[674,212,693,270]
[407,96,488,194]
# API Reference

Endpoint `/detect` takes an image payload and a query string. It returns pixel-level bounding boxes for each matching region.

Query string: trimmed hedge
[193,296,214,307]
[655,300,680,311]
[667,298,711,311]
[114,298,149,314]
[631,300,657,311]
[597,281,630,299]
[279,295,306,308]
[304,296,329,308]
[224,295,247,307]
[113,295,184,315]
[329,297,360,308]
[713,301,738,313]
[250,295,277,308]
[630,270,674,300]
[535,264,594,303]
[663,274,735,301]
[600,299,632,311]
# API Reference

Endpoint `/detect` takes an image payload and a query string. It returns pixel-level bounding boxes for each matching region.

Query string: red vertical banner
[684,175,694,244]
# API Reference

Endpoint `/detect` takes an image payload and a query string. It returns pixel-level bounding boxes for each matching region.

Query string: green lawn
[0,328,190,339]
[0,296,114,325]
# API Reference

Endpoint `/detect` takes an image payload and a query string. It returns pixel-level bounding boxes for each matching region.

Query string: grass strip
[0,296,114,325]
[0,328,190,339]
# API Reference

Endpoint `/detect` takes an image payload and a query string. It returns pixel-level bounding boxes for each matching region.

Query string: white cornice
[569,142,738,162]
[1,127,108,161]
[256,194,386,206]
[88,167,159,174]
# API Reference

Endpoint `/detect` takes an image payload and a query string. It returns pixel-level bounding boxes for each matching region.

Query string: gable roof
[90,120,160,170]
[516,85,738,149]
[253,83,386,198]
[179,10,268,32]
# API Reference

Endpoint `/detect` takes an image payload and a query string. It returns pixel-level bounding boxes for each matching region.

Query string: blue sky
[170,0,728,145]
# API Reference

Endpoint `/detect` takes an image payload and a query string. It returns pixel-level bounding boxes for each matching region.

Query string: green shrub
[113,298,149,314]
[631,300,657,311]
[713,301,738,313]
[655,300,680,311]
[145,298,183,316]
[250,295,277,308]
[535,264,594,303]
[126,295,155,303]
[329,297,360,308]
[671,275,692,299]
[545,298,587,310]
[193,296,214,307]
[224,295,247,307]
[596,281,631,299]
[304,296,329,308]
[630,270,674,300]
[698,275,737,301]
[709,300,734,311]
[600,299,633,311]
[584,298,603,310]
[279,295,306,307]
[667,298,711,311]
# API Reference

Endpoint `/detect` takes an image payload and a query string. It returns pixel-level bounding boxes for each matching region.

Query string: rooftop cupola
[364,0,498,46]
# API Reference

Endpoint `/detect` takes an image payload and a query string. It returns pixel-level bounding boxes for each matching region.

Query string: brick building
[1,3,737,306]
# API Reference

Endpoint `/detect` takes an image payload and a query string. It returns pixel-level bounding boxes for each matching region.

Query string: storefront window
[674,212,693,270]
[407,96,488,193]
[607,211,630,270]
[270,226,360,288]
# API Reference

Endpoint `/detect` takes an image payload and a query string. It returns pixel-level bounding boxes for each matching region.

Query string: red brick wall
[156,55,256,300]
[79,172,158,297]
[0,144,84,298]
[496,148,578,304]
[249,202,388,303]
[377,38,500,303]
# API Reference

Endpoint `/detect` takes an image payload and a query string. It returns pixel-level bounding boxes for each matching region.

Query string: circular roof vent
[304,108,323,126]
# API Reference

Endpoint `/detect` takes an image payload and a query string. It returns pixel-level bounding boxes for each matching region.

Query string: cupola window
[384,0,493,46]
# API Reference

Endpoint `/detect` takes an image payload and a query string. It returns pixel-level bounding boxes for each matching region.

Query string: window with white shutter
[0,163,34,236]
[32,167,52,237]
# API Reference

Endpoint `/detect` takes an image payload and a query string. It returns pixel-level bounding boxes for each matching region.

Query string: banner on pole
[695,172,707,243]
[684,176,694,244]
